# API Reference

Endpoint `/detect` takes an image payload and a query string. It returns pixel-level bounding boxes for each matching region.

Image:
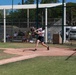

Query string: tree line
[0,0,76,26]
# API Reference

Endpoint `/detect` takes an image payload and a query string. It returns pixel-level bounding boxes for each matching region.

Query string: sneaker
[47,46,49,50]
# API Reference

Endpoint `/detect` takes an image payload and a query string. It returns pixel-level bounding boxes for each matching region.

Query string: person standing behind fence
[34,27,49,51]
[13,31,18,38]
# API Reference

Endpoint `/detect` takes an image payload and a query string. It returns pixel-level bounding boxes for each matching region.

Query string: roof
[0,3,63,10]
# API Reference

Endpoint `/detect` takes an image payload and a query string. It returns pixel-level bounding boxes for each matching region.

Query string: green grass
[0,42,33,48]
[0,56,76,75]
[0,42,76,49]
[0,43,76,75]
[0,42,39,48]
[0,49,18,60]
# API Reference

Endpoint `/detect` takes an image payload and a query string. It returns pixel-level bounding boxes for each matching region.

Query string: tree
[40,0,59,3]
[40,0,59,17]
[66,3,76,26]
[24,0,35,4]
[0,10,3,18]
[38,0,60,26]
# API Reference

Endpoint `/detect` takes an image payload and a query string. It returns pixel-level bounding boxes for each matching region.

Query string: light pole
[12,0,13,12]
[22,0,24,4]
[11,0,14,41]
[62,0,65,44]
[36,0,39,28]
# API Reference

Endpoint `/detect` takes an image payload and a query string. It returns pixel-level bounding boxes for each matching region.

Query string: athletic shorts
[37,36,44,42]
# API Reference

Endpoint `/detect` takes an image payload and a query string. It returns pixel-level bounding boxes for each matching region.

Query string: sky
[0,0,76,5]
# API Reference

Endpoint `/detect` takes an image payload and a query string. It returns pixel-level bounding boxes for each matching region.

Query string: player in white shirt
[34,27,49,51]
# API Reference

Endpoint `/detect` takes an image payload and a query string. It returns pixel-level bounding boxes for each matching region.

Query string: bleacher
[12,36,23,42]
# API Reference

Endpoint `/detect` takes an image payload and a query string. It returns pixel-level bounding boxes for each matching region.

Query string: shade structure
[0,3,63,9]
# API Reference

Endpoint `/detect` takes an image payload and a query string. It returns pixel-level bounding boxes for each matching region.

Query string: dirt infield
[0,47,76,65]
